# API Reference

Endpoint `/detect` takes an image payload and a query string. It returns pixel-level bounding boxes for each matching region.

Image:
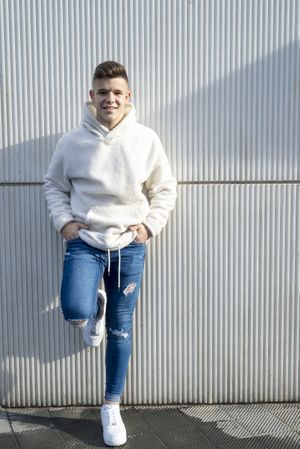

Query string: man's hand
[128,224,152,243]
[62,222,88,241]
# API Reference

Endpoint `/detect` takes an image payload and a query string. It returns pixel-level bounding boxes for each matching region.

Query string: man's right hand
[62,222,88,241]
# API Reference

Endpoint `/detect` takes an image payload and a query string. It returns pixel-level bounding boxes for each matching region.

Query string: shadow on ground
[1,403,300,449]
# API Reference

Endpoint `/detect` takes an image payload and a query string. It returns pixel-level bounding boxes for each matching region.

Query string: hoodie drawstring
[107,248,111,276]
[118,245,121,290]
[107,246,121,290]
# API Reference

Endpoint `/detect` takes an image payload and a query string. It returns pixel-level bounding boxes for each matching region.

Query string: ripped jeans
[60,237,146,402]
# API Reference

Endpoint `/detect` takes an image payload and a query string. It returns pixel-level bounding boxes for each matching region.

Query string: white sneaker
[83,289,107,347]
[101,404,127,446]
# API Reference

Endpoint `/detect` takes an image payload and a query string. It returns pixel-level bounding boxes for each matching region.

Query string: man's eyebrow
[96,88,124,93]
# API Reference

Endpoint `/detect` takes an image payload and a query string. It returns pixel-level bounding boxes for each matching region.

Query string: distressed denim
[60,237,146,402]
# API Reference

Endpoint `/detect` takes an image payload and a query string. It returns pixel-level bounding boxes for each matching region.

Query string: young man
[44,61,176,446]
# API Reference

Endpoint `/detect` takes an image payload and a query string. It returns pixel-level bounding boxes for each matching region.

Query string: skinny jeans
[60,237,146,402]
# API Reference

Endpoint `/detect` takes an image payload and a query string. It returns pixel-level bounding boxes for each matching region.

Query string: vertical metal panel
[0,0,299,182]
[126,184,300,405]
[0,186,106,407]
[0,0,300,406]
[0,185,299,406]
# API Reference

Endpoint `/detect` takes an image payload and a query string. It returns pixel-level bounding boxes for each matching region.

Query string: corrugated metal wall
[0,0,299,406]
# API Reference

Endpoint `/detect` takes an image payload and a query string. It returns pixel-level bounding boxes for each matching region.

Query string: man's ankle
[103,399,120,406]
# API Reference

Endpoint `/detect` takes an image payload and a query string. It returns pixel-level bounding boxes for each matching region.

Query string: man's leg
[104,242,146,402]
[101,242,146,446]
[60,238,105,327]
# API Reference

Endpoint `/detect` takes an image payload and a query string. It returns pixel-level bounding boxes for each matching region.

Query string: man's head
[89,61,131,130]
[92,60,129,85]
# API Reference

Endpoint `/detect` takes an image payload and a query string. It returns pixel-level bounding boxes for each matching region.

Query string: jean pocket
[66,237,81,245]
[130,241,146,246]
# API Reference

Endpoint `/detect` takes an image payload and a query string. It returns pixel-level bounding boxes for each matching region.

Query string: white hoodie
[44,102,177,250]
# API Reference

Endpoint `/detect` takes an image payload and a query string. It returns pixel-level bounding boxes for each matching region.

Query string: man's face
[89,77,131,130]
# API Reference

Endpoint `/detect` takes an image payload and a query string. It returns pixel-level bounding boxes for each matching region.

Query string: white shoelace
[89,296,103,335]
[102,405,122,426]
[89,317,101,335]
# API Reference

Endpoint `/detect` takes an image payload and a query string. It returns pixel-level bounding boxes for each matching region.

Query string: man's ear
[89,89,95,100]
[126,90,132,102]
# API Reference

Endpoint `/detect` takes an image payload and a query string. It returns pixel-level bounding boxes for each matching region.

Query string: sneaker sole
[103,433,127,446]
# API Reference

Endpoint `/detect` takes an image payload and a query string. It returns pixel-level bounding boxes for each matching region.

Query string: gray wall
[0,0,299,406]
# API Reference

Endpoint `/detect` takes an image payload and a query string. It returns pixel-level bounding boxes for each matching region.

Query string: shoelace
[89,311,101,335]
[89,293,105,334]
[103,406,121,426]
[90,319,101,335]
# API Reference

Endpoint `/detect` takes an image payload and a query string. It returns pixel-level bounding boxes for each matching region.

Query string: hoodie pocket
[85,205,149,231]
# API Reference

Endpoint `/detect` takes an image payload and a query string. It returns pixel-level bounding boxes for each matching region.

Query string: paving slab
[180,405,265,449]
[8,408,68,449]
[0,403,299,449]
[262,403,300,433]
[138,405,217,449]
[0,410,18,449]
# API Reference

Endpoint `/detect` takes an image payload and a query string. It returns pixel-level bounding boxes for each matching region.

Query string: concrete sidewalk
[1,403,300,448]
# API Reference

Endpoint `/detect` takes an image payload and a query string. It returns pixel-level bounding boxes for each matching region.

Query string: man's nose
[106,91,115,103]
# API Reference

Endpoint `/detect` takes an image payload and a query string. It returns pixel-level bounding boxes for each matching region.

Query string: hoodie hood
[81,101,136,140]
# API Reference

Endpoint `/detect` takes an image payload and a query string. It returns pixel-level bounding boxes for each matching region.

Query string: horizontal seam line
[0,182,44,186]
[0,180,299,187]
[178,180,300,185]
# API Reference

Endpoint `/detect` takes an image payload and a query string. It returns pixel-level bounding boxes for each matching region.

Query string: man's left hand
[128,224,152,243]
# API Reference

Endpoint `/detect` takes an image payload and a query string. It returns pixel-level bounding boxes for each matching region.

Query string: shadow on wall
[0,135,62,183]
[140,40,299,182]
[0,41,299,183]
[0,41,299,405]
[0,182,106,407]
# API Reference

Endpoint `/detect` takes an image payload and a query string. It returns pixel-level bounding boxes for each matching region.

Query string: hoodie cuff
[54,215,75,233]
[142,223,153,239]
[142,218,161,238]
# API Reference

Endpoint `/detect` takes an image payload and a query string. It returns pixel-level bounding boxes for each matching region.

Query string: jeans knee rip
[123,282,137,296]
[108,327,129,339]
[68,319,88,328]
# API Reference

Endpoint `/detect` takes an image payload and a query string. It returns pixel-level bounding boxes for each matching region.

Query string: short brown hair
[92,61,129,84]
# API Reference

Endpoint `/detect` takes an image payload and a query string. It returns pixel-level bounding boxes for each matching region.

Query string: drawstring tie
[107,248,111,276]
[107,246,121,290]
[118,245,121,290]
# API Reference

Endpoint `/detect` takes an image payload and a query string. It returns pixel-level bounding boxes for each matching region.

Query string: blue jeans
[60,237,146,402]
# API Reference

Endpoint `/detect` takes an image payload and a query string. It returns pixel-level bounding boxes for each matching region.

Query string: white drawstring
[118,245,121,290]
[106,246,121,290]
[107,248,111,276]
